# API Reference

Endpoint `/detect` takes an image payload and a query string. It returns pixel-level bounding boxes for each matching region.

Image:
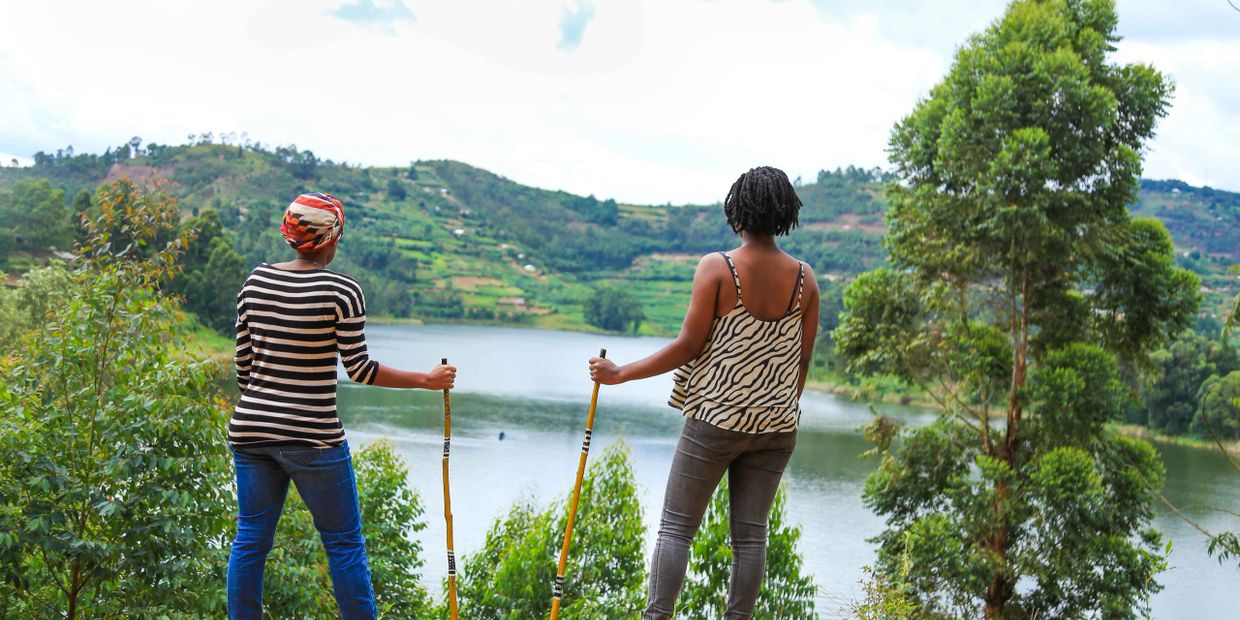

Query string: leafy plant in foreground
[456,441,646,619]
[678,481,817,619]
[259,439,435,618]
[0,181,233,618]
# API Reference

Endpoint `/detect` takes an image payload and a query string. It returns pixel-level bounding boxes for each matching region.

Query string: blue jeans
[227,441,377,620]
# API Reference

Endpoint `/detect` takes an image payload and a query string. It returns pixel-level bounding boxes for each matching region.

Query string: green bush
[0,183,233,618]
[261,439,435,618]
[0,262,76,351]
[585,285,644,333]
[457,441,647,618]
[679,481,817,619]
[1133,330,1239,436]
[0,178,74,252]
[839,567,917,620]
[1192,371,1240,440]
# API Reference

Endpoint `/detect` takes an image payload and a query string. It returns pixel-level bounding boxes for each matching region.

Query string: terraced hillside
[1,142,1235,335]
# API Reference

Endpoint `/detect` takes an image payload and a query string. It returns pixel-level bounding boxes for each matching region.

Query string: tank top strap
[720,252,742,306]
[785,262,806,313]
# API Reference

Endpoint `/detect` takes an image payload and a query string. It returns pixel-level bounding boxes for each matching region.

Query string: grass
[181,320,234,359]
[804,369,939,410]
[1115,424,1240,455]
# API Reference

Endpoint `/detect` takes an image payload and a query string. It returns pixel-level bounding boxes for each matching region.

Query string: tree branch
[1158,492,1215,539]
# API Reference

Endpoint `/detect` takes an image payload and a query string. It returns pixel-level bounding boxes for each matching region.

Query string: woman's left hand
[589,357,625,385]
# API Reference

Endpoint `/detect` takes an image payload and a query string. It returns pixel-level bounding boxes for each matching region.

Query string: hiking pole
[441,358,459,620]
[549,348,607,620]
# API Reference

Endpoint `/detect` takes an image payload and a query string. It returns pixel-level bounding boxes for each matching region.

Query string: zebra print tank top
[669,252,805,434]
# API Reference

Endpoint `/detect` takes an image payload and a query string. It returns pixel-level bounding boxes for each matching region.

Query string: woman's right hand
[425,363,457,390]
[589,357,625,385]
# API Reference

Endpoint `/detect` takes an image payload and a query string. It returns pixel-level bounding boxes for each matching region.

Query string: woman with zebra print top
[589,167,819,620]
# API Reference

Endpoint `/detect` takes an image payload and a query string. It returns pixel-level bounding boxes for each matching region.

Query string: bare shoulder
[695,251,728,273]
[793,257,820,295]
[691,252,730,288]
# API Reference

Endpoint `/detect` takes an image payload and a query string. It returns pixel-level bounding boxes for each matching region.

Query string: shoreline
[802,377,943,411]
[369,315,630,337]
[209,319,1239,456]
[1114,424,1240,456]
[802,378,1239,456]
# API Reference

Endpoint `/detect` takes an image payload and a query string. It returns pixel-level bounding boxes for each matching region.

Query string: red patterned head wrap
[280,192,345,252]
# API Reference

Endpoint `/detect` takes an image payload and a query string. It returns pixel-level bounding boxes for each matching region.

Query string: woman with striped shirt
[228,192,456,620]
[588,167,819,619]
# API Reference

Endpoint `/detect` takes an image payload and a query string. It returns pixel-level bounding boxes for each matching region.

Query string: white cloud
[0,0,1235,203]
[1114,36,1240,189]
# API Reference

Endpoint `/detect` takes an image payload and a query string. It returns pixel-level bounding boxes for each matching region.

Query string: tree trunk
[984,568,1014,618]
[983,477,1013,618]
[986,272,1030,618]
[67,558,81,620]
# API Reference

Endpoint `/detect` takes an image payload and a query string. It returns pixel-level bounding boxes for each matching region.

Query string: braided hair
[723,166,802,236]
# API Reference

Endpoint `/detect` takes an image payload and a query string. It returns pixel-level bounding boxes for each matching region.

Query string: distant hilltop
[1,140,1236,335]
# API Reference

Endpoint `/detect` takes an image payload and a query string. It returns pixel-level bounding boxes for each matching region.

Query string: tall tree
[72,189,93,246]
[386,177,408,201]
[167,208,249,333]
[834,1,1197,617]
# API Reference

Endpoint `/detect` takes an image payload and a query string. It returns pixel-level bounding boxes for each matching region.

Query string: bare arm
[589,255,725,384]
[371,363,456,390]
[797,265,820,397]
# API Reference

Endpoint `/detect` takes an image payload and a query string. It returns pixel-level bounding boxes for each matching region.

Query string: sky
[0,0,1236,205]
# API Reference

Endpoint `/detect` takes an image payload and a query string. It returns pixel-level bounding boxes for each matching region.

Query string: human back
[709,246,805,320]
[230,262,376,448]
[669,246,810,434]
[586,166,819,619]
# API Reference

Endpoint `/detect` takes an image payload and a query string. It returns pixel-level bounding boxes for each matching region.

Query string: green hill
[1,141,1236,336]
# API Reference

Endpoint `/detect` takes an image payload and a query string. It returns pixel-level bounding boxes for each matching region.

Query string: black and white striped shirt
[230,264,379,448]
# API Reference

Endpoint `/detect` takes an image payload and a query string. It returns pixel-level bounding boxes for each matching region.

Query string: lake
[338,324,1239,618]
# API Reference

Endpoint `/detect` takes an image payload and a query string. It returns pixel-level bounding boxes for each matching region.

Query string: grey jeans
[644,417,797,620]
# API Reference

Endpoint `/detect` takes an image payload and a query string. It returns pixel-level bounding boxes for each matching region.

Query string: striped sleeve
[337,282,379,385]
[234,287,253,392]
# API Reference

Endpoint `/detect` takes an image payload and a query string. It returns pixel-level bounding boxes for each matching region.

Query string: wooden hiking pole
[549,348,607,620]
[441,358,459,620]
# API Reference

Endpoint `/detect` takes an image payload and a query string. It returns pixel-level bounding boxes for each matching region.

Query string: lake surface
[339,324,1239,618]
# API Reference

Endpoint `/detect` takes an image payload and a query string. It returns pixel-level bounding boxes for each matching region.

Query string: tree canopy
[835,1,1196,617]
